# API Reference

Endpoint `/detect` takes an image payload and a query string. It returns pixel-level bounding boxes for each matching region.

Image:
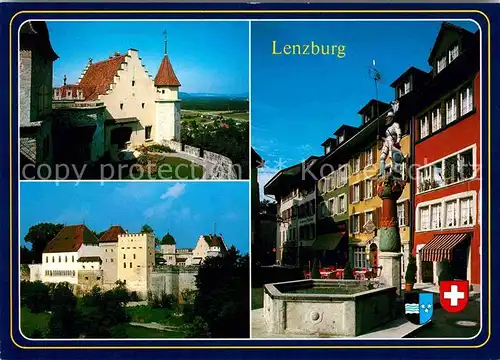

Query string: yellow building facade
[347,134,411,272]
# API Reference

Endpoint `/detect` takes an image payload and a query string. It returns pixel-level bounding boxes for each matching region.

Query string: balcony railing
[53,101,105,109]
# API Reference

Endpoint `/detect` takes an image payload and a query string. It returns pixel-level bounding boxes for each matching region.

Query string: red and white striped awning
[420,233,471,262]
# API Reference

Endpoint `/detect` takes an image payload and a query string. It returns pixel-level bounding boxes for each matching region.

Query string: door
[422,261,434,283]
[452,244,469,280]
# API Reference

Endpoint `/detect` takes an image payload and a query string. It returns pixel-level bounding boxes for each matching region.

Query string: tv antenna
[369,60,382,140]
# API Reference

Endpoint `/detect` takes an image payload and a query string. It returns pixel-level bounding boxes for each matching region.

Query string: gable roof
[390,66,430,88]
[100,225,126,243]
[203,234,228,252]
[154,55,181,86]
[78,54,127,100]
[44,225,99,253]
[357,99,390,115]
[428,22,475,65]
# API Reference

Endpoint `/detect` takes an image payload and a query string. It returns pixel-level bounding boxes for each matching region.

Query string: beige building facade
[116,232,155,298]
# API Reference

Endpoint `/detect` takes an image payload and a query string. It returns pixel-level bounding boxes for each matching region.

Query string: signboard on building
[363,220,376,234]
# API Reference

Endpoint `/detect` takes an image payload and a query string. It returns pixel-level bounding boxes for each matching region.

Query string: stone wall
[183,144,200,158]
[159,140,238,180]
[77,270,104,294]
[150,267,197,301]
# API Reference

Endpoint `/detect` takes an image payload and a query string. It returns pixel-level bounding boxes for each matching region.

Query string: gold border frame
[10,9,491,350]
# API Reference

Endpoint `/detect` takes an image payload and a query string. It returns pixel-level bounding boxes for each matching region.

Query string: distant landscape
[180,92,249,112]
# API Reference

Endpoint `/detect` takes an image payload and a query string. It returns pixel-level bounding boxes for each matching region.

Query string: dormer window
[437,55,447,73]
[325,145,331,154]
[338,133,345,143]
[449,44,459,63]
[363,114,370,123]
[66,90,72,98]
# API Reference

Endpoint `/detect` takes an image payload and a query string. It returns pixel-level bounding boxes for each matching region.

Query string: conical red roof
[154,55,181,87]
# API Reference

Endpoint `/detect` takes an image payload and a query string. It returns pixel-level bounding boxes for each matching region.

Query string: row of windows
[45,255,75,263]
[124,262,140,268]
[119,102,147,110]
[104,248,114,252]
[417,194,475,232]
[123,254,137,260]
[45,270,75,277]
[299,224,315,241]
[352,148,376,173]
[417,146,475,193]
[436,44,460,74]
[351,179,375,203]
[419,85,473,139]
[318,165,348,193]
[318,195,347,219]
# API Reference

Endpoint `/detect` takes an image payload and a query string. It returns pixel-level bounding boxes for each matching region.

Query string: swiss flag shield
[440,280,469,313]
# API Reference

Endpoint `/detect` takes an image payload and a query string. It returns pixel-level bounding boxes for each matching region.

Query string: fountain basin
[263,279,397,337]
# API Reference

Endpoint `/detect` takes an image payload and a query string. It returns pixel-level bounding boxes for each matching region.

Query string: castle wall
[150,268,197,301]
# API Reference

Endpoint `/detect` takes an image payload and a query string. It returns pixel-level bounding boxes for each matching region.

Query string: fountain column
[377,173,406,295]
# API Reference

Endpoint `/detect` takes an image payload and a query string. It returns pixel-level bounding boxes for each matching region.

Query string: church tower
[154,32,181,142]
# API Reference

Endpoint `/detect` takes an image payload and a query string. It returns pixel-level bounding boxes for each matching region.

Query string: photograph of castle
[20,182,249,339]
[251,20,481,339]
[19,21,250,180]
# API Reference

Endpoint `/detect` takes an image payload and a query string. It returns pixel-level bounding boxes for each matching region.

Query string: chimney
[63,75,67,86]
[88,57,92,64]
[114,51,120,57]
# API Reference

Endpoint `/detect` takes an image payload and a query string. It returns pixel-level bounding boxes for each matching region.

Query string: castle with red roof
[52,46,181,162]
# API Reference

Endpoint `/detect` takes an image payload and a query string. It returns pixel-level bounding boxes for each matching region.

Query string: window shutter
[360,152,365,169]
[373,144,378,162]
[372,178,377,198]
[360,180,365,200]
[373,207,378,227]
[349,185,353,202]
[360,213,365,229]
[376,207,381,227]
[349,216,353,233]
[404,200,409,226]
[349,159,354,175]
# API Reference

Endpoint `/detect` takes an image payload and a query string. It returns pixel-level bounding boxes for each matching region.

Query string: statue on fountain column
[379,100,405,177]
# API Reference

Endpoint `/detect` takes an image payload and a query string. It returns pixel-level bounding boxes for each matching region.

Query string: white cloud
[160,183,186,200]
[143,198,174,219]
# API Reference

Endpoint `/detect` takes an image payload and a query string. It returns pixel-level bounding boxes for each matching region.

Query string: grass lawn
[228,112,249,121]
[125,305,185,327]
[20,307,50,338]
[127,157,203,180]
[111,324,185,338]
[252,287,264,310]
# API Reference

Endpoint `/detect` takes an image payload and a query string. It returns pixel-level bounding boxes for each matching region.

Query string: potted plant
[405,256,417,292]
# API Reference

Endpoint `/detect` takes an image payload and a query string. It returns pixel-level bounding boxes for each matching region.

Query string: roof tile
[44,225,99,253]
[154,55,181,87]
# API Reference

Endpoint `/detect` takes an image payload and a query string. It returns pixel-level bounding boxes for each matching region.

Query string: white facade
[41,244,101,284]
[155,86,181,142]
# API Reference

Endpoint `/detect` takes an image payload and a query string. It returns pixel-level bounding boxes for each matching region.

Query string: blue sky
[251,20,479,198]
[47,21,249,94]
[20,182,249,253]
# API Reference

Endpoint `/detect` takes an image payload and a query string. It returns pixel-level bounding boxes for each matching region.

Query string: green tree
[21,280,50,313]
[24,223,64,263]
[77,284,130,338]
[48,283,78,338]
[20,245,33,264]
[161,232,176,245]
[140,224,154,234]
[190,246,249,338]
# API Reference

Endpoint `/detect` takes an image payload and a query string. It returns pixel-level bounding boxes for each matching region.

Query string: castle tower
[154,32,181,143]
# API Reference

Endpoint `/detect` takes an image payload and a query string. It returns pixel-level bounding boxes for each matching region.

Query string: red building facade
[412,23,480,289]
